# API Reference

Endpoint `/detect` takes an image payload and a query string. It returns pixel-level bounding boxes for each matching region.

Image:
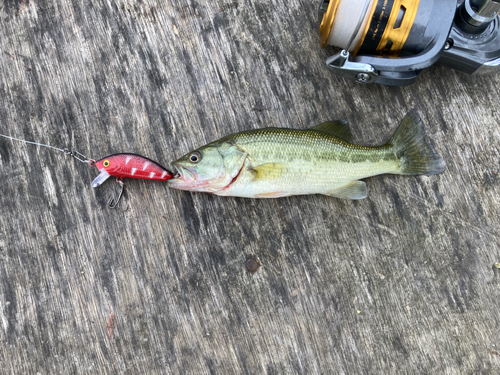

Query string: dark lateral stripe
[358,0,395,54]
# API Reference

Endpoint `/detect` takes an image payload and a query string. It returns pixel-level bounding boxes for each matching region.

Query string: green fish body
[167,111,445,199]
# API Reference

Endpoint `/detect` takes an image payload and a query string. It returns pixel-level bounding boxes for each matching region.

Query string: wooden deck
[1,0,500,373]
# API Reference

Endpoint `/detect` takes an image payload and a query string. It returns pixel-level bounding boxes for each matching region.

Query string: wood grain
[1,0,500,373]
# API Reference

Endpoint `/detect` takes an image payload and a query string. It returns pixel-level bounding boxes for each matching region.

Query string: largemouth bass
[167,111,445,199]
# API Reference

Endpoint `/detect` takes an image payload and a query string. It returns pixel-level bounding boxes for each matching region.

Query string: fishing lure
[0,134,174,208]
[92,154,174,208]
[92,154,174,187]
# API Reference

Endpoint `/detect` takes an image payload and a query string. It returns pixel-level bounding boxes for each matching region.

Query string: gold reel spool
[319,0,420,57]
[319,0,341,48]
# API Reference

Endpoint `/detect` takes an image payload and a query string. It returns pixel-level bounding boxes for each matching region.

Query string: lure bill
[92,153,174,187]
[167,110,445,199]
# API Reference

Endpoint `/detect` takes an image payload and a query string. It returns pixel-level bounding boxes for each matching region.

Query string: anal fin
[255,191,291,198]
[324,181,367,200]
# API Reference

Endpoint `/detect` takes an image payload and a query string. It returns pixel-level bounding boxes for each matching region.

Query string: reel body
[319,0,500,85]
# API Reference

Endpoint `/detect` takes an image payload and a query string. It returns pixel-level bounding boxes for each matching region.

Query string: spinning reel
[318,0,500,85]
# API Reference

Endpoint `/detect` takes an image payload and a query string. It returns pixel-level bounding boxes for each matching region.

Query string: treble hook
[108,178,125,209]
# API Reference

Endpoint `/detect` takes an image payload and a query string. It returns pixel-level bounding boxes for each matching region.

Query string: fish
[92,153,174,187]
[167,110,445,199]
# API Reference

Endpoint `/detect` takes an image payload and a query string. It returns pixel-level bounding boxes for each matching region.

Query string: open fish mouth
[172,164,182,179]
[170,164,197,184]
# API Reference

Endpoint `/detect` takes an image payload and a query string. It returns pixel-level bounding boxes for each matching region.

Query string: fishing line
[0,133,95,165]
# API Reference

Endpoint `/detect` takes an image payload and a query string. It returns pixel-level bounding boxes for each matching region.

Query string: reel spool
[318,0,500,86]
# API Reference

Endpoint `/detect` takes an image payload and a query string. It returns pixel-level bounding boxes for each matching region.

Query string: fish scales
[230,129,394,164]
[167,111,445,199]
[226,130,399,191]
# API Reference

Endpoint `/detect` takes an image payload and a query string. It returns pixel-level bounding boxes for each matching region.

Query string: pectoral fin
[324,181,367,200]
[250,162,287,181]
[92,170,111,187]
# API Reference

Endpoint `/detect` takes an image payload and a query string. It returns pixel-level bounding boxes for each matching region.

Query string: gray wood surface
[1,0,500,373]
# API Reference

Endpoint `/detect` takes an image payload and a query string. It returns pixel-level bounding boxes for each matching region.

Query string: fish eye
[189,151,202,163]
[103,160,110,168]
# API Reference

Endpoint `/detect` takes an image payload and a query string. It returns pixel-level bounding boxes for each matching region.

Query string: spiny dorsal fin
[310,120,351,142]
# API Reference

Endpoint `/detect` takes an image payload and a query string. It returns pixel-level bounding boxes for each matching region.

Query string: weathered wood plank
[1,0,500,373]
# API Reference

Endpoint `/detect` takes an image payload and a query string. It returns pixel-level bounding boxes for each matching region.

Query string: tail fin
[389,110,445,175]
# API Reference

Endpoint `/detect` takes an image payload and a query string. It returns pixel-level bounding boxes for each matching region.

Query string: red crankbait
[0,133,174,208]
[91,153,174,187]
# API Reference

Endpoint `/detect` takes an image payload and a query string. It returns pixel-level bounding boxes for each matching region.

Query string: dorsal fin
[310,120,351,142]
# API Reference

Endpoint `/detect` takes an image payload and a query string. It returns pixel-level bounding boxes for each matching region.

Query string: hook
[108,178,125,209]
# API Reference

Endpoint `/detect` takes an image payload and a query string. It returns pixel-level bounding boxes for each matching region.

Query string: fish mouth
[169,163,197,185]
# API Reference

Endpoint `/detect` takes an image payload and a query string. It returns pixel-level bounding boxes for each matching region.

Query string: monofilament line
[0,133,67,153]
[0,133,94,164]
